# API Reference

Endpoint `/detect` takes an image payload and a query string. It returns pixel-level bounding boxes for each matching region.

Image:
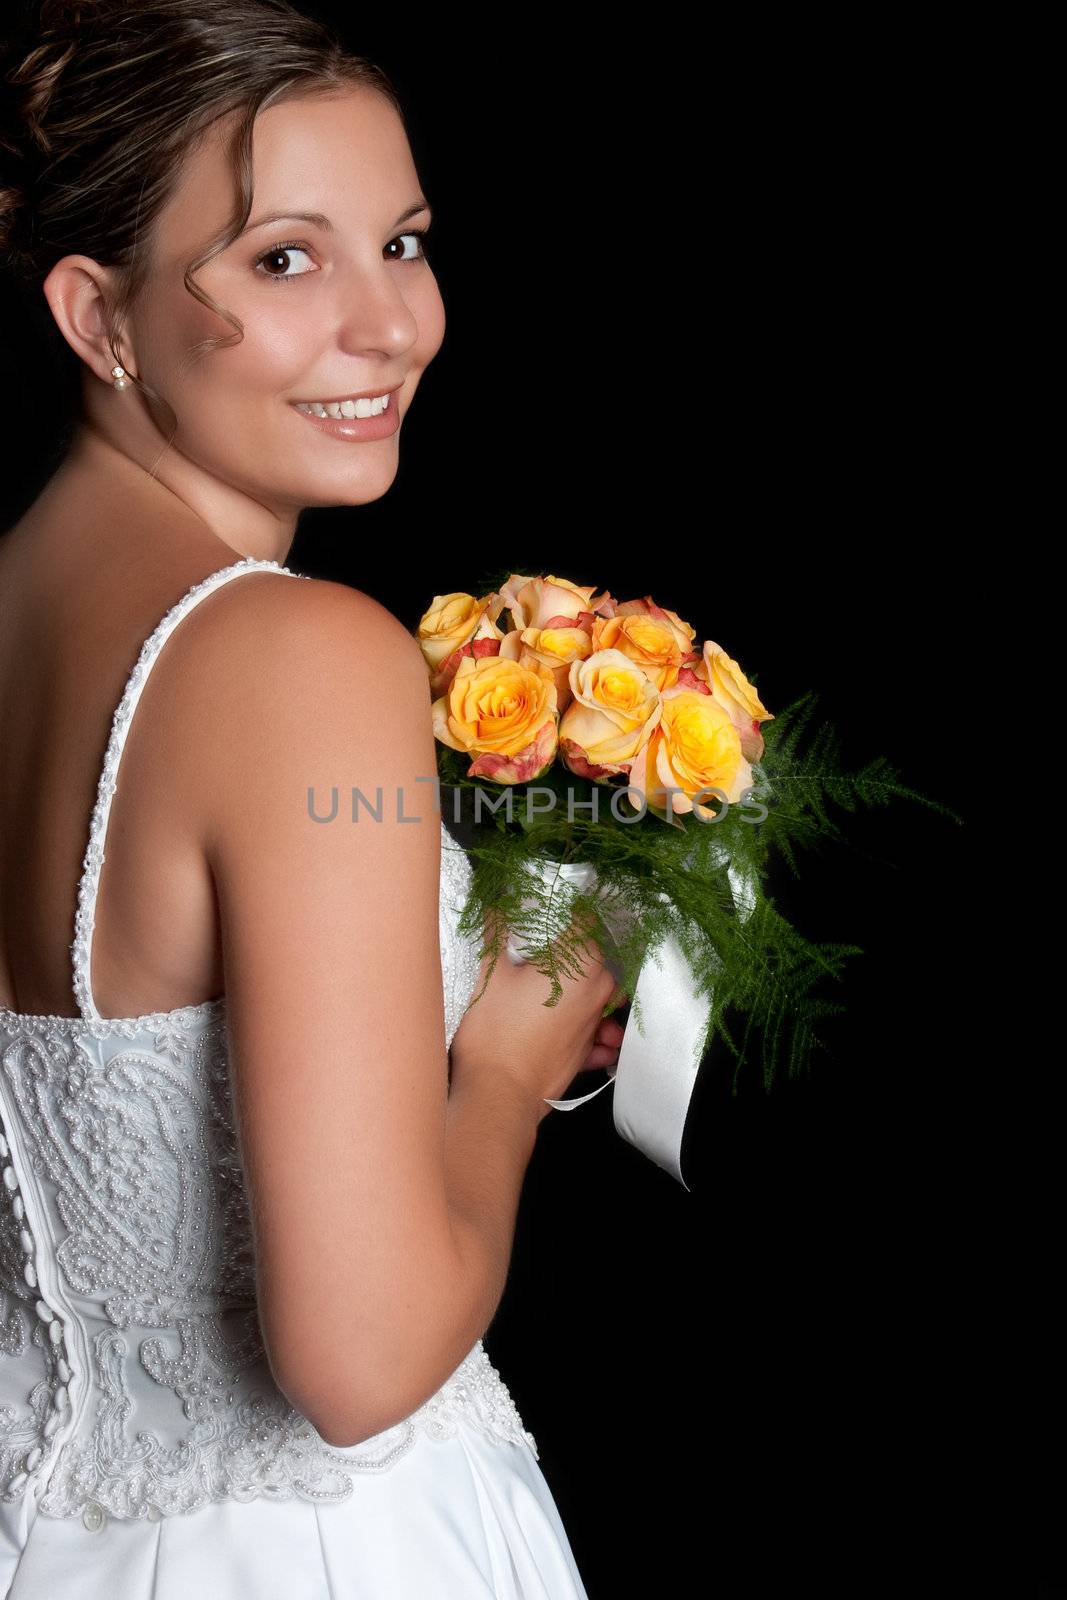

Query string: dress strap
[70,556,309,1021]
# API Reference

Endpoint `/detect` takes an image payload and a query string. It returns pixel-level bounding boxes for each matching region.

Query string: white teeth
[295,392,391,419]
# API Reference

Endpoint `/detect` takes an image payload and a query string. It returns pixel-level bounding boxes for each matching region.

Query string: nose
[335,264,420,361]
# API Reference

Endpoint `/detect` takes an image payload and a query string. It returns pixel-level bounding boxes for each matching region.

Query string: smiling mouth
[291,390,395,419]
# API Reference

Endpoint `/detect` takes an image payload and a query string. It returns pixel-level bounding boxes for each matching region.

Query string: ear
[41,255,137,384]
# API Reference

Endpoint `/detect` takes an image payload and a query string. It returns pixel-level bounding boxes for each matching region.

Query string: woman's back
[0,526,549,1581]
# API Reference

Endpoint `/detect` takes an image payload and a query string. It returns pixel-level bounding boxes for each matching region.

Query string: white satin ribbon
[505,847,758,1191]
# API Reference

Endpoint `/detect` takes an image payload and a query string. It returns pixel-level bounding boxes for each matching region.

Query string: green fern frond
[434,656,960,1095]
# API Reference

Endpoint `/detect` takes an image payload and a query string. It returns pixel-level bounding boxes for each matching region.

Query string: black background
[0,9,989,1596]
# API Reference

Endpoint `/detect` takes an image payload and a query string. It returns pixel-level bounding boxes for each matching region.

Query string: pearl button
[25,1446,42,1470]
[0,1134,8,1158]
[23,1261,37,1288]
[35,1300,54,1322]
[82,1500,105,1532]
[2,1166,18,1191]
[48,1319,64,1346]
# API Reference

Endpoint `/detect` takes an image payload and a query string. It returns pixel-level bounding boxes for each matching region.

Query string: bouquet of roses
[414,570,926,1189]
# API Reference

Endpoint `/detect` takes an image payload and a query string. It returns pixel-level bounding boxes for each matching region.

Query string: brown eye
[385,230,430,263]
[255,244,316,282]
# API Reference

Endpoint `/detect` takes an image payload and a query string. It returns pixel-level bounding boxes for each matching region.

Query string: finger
[581,1044,621,1072]
[595,1018,625,1048]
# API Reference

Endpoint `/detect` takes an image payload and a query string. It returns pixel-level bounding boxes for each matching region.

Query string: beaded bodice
[0,558,534,1530]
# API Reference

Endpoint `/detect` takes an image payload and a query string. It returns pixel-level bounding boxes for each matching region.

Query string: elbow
[261,1311,393,1448]
[304,1390,412,1450]
[308,1409,369,1449]
[312,1409,386,1450]
[273,1358,409,1451]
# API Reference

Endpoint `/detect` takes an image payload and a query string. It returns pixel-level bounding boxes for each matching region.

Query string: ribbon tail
[542,1067,618,1111]
[608,932,710,1192]
[609,862,758,1189]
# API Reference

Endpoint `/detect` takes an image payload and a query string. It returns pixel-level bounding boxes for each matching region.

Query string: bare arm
[197,576,541,1445]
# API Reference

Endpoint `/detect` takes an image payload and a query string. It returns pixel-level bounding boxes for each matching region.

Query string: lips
[289,388,402,442]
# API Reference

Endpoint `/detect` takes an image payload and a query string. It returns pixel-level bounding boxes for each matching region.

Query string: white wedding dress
[0,557,589,1598]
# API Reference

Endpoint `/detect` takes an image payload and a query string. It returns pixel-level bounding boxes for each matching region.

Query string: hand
[450,914,626,1123]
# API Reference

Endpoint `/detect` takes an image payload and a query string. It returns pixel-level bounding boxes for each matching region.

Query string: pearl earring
[111,365,129,390]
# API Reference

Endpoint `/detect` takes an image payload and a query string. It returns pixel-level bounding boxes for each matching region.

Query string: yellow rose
[694,641,774,763]
[430,653,559,785]
[416,591,507,698]
[590,598,697,693]
[625,688,753,823]
[497,573,613,632]
[557,648,662,782]
[613,596,698,655]
[499,624,593,716]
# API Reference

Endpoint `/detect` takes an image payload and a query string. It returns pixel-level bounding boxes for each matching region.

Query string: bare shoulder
[190,570,423,686]
[175,571,430,786]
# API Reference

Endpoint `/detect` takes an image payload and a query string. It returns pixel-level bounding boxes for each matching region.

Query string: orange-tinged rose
[498,624,593,715]
[590,603,695,693]
[694,641,774,763]
[612,596,698,659]
[625,687,753,823]
[557,648,662,782]
[498,573,614,633]
[430,653,559,785]
[416,591,508,698]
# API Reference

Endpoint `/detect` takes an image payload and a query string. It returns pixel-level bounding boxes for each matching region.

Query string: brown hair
[0,0,405,441]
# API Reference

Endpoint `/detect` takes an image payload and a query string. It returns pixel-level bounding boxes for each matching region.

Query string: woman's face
[129,86,444,512]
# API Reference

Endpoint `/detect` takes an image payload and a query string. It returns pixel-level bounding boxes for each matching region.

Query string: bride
[0,2,624,1594]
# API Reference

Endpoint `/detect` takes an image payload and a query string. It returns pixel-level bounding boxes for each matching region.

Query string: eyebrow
[240,199,433,237]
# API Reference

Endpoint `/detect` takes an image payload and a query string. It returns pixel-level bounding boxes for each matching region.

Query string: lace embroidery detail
[32,1341,535,1522]
[0,554,530,1525]
[0,821,531,1525]
[0,920,536,1525]
[70,557,310,1034]
[0,1126,78,1501]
